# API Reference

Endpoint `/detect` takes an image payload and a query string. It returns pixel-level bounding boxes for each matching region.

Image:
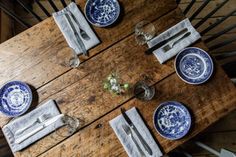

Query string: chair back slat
[213,51,236,60]
[35,0,51,17]
[194,0,229,29]
[48,0,59,12]
[183,0,196,15]
[205,23,236,43]
[16,0,42,22]
[200,9,236,35]
[189,0,211,21]
[176,0,181,5]
[209,37,236,51]
[60,0,67,8]
[0,2,31,28]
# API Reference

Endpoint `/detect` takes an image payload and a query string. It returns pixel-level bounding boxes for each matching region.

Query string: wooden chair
[177,0,236,83]
[0,0,74,29]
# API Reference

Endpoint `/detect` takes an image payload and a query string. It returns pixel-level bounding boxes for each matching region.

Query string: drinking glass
[54,115,81,137]
[56,47,80,68]
[133,81,155,101]
[135,20,156,45]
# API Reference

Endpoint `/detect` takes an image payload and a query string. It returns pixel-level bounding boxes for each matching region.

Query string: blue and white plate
[175,47,214,85]
[85,0,120,27]
[153,101,191,140]
[0,81,32,117]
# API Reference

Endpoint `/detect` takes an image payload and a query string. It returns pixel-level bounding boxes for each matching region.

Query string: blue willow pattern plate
[153,101,191,140]
[85,0,120,27]
[0,81,32,117]
[175,47,214,85]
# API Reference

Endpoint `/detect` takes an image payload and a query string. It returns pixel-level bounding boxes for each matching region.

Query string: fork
[122,125,146,157]
[15,114,51,136]
[69,11,90,41]
[163,32,191,52]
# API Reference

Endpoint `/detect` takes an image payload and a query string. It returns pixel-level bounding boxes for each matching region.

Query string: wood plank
[11,8,186,157]
[0,0,177,125]
[38,63,236,157]
[0,0,177,89]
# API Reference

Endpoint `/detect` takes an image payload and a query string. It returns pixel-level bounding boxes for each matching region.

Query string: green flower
[123,83,129,89]
[103,82,110,89]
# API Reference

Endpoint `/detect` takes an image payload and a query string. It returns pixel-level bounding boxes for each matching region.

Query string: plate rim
[84,0,121,27]
[174,47,214,85]
[0,80,32,117]
[153,101,192,140]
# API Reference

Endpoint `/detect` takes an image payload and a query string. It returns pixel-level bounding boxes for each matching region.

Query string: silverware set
[14,114,64,144]
[64,11,90,56]
[145,28,191,55]
[121,108,152,157]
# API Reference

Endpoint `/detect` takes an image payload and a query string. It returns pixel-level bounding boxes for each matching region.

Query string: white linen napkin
[147,18,201,64]
[109,107,163,157]
[53,2,100,55]
[2,100,64,152]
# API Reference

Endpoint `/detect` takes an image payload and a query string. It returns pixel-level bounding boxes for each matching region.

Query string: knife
[64,13,88,56]
[121,108,153,155]
[145,28,188,55]
[15,114,64,144]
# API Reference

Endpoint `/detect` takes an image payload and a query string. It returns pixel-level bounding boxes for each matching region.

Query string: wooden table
[0,0,236,156]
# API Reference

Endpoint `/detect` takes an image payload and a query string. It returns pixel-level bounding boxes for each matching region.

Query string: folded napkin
[2,100,64,152]
[53,2,100,55]
[147,18,201,64]
[109,107,163,157]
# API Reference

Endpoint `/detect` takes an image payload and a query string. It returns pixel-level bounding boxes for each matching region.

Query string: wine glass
[135,20,156,45]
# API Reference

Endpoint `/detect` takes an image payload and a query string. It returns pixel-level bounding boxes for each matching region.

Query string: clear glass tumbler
[135,20,156,45]
[133,81,155,101]
[54,115,81,137]
[56,47,80,68]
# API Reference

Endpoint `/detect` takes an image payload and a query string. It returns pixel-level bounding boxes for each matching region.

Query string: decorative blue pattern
[0,81,32,117]
[153,101,191,140]
[85,0,120,27]
[175,47,214,85]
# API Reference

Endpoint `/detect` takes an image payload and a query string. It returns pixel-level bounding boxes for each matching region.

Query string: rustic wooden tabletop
[0,0,236,156]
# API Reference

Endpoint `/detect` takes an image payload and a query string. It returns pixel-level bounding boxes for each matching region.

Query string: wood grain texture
[0,0,177,126]
[38,64,236,157]
[0,0,176,88]
[12,8,185,157]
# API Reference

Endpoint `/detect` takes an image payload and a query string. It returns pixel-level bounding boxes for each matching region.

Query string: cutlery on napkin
[146,18,201,64]
[2,100,64,152]
[15,114,52,136]
[15,114,64,144]
[53,2,100,56]
[109,107,163,157]
[121,108,152,155]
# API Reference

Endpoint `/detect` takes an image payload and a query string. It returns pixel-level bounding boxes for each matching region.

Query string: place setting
[134,17,214,85]
[0,80,81,153]
[53,0,121,68]
[1,0,235,156]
